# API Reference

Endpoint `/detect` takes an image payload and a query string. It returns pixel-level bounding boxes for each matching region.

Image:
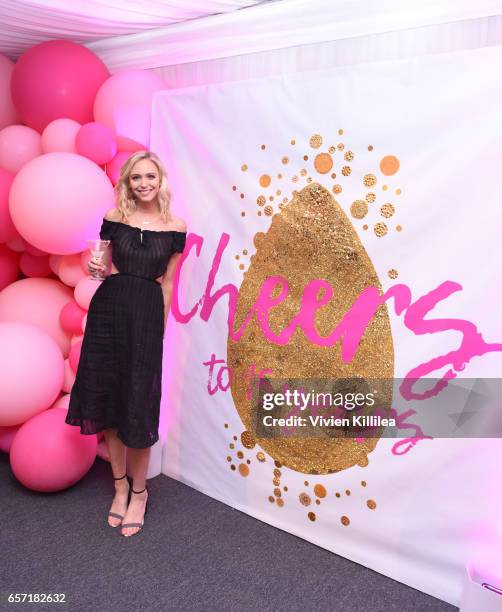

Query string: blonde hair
[114,151,171,223]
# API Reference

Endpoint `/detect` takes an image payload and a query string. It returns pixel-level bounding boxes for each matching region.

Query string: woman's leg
[104,428,129,527]
[121,446,150,537]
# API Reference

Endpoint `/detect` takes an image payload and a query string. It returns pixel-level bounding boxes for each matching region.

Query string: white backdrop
[152,45,502,606]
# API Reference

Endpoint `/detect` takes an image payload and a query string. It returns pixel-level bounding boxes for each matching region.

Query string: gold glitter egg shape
[227,183,394,475]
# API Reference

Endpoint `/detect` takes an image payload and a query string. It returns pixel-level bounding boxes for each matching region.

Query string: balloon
[81,313,87,333]
[93,70,165,149]
[0,322,64,426]
[62,358,75,393]
[9,152,115,254]
[10,407,97,492]
[0,125,42,174]
[19,252,51,277]
[58,253,86,287]
[0,244,20,291]
[74,276,100,310]
[0,55,19,129]
[0,424,20,453]
[11,41,109,132]
[0,278,73,356]
[105,151,131,186]
[5,236,25,252]
[76,122,117,165]
[41,118,80,153]
[24,243,47,256]
[60,300,86,335]
[68,340,82,373]
[49,254,63,275]
[70,333,83,346]
[0,168,17,242]
[50,394,70,410]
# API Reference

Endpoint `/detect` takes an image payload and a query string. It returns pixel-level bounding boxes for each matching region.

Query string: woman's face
[129,159,160,204]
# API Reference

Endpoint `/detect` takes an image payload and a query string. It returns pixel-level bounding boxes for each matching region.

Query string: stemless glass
[87,239,110,281]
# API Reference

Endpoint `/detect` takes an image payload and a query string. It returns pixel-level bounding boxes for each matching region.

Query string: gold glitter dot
[274,460,282,468]
[283,486,288,492]
[332,184,342,194]
[235,255,240,260]
[306,177,312,183]
[303,155,308,161]
[261,144,266,150]
[243,249,248,255]
[396,188,402,195]
[232,186,237,192]
[300,169,307,177]
[256,451,266,462]
[363,173,377,187]
[238,463,250,477]
[282,157,289,165]
[233,436,237,441]
[241,164,248,172]
[315,499,321,506]
[292,175,298,183]
[309,134,322,149]
[240,193,244,199]
[230,464,236,471]
[246,459,251,465]
[259,174,271,188]
[366,192,376,203]
[257,195,266,206]
[380,155,400,176]
[338,128,344,135]
[335,492,341,498]
[367,499,377,510]
[362,224,368,230]
[257,211,262,216]
[241,211,245,217]
[264,205,273,216]
[277,173,283,179]
[276,190,281,196]
[308,512,316,522]
[230,443,235,449]
[396,225,402,232]
[276,498,284,507]
[304,481,309,486]
[224,423,228,428]
[341,166,351,176]
[290,139,296,145]
[273,468,281,478]
[341,516,350,526]
[380,203,395,218]
[226,456,231,462]
[350,200,368,219]
[314,152,333,174]
[388,269,398,279]
[344,150,354,162]
[328,146,336,154]
[337,143,345,150]
[345,490,351,496]
[361,481,367,487]
[268,496,274,503]
[237,451,244,459]
[269,196,274,201]
[330,172,336,179]
[238,264,245,270]
[274,488,281,498]
[368,145,373,151]
[313,484,327,498]
[273,477,280,486]
[241,431,256,449]
[374,222,388,237]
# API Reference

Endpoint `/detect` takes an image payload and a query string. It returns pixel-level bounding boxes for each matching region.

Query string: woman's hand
[87,257,107,276]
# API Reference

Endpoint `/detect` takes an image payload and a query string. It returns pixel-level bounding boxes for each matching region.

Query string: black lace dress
[65,218,186,448]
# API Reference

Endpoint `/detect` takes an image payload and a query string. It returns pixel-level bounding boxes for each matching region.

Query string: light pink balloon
[5,236,25,252]
[58,253,86,287]
[0,168,17,242]
[10,407,97,492]
[105,151,131,186]
[70,333,83,346]
[41,118,80,153]
[94,70,165,149]
[0,277,73,356]
[81,313,87,333]
[19,252,51,277]
[60,300,86,335]
[76,122,117,165]
[0,55,20,129]
[9,152,115,255]
[49,254,63,275]
[50,394,70,410]
[0,424,20,452]
[0,244,20,291]
[0,125,42,174]
[0,322,64,426]
[74,276,100,310]
[62,358,76,393]
[11,40,109,132]
[69,339,82,373]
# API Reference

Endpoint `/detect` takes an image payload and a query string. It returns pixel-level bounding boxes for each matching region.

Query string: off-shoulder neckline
[103,218,186,235]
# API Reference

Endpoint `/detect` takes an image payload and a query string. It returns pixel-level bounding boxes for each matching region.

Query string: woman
[65,151,187,537]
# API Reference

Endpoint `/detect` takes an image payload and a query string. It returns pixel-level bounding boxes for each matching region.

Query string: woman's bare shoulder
[169,214,187,232]
[104,208,122,222]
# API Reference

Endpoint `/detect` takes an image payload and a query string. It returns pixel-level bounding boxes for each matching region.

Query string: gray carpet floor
[0,453,457,612]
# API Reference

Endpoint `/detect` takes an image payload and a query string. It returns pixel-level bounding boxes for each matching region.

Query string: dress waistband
[108,272,161,285]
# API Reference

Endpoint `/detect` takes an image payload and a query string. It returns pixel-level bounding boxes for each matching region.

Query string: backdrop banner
[151,44,502,606]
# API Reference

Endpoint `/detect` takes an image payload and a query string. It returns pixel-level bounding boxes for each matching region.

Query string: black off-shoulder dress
[65,218,186,448]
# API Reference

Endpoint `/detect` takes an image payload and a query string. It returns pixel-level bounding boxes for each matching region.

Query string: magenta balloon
[0,424,20,453]
[6,236,25,252]
[10,407,97,492]
[9,152,115,254]
[41,118,80,153]
[0,322,64,426]
[0,168,17,242]
[0,55,20,129]
[60,300,86,335]
[62,358,75,393]
[11,40,109,132]
[105,151,131,186]
[76,122,117,165]
[19,252,51,277]
[93,70,165,149]
[0,125,42,174]
[68,339,82,373]
[0,244,20,291]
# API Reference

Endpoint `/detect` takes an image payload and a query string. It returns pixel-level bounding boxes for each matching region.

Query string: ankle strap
[113,473,128,481]
[131,486,147,495]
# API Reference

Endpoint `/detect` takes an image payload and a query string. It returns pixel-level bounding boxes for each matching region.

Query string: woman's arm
[160,253,182,331]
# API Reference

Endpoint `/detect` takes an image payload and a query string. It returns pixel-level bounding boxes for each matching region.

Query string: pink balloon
[50,394,70,410]
[58,253,86,287]
[76,122,117,165]
[0,125,42,174]
[105,151,131,186]
[49,254,63,275]
[41,118,80,153]
[9,152,115,255]
[74,276,100,310]
[0,55,19,129]
[10,407,97,492]
[0,322,64,426]
[60,300,86,335]
[0,244,20,291]
[11,40,109,132]
[70,333,83,346]
[81,313,87,333]
[5,236,25,252]
[24,243,47,256]
[0,424,20,452]
[94,70,165,149]
[69,340,82,373]
[0,168,17,242]
[0,278,73,356]
[19,252,51,277]
[62,358,75,393]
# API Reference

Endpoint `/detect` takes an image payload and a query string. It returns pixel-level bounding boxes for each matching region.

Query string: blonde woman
[66,151,187,537]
